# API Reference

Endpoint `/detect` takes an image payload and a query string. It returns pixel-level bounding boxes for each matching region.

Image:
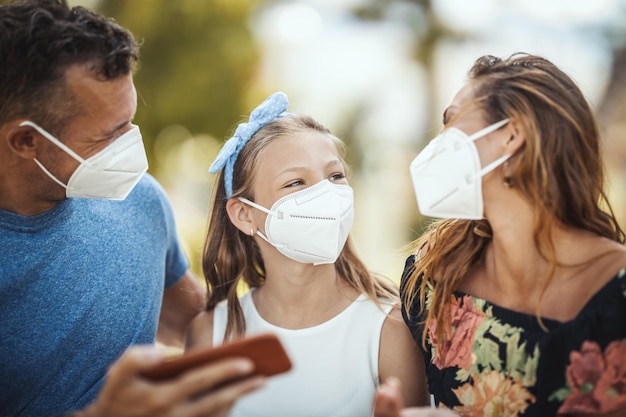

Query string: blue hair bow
[209,92,289,197]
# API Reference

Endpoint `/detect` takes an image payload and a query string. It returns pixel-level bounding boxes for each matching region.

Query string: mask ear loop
[20,121,87,164]
[465,119,512,184]
[466,153,512,184]
[21,121,88,190]
[238,197,286,249]
[238,197,272,215]
[468,119,509,141]
[32,159,69,189]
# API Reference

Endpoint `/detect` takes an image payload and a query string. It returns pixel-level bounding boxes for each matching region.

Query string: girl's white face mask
[21,120,148,200]
[410,119,510,220]
[239,180,354,265]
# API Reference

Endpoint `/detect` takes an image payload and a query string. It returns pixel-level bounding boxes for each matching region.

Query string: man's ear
[4,123,39,159]
[226,198,258,237]
[502,119,526,156]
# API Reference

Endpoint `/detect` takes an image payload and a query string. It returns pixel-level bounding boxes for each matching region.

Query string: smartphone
[140,333,292,381]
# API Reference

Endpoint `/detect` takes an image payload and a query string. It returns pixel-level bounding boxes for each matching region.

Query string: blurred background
[73,0,626,283]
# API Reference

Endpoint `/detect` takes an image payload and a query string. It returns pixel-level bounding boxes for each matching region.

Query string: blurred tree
[94,0,261,174]
[599,42,626,227]
[348,0,449,242]
[352,0,451,137]
[599,45,626,124]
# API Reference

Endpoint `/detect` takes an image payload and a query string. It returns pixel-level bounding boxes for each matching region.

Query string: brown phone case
[140,333,292,381]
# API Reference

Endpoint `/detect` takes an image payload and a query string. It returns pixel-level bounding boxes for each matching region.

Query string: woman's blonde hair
[403,53,625,348]
[204,114,398,340]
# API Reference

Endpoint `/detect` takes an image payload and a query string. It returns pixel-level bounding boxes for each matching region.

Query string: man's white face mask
[22,120,148,200]
[410,119,510,220]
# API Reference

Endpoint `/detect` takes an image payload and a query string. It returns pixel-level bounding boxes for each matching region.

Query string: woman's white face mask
[239,180,354,265]
[22,120,148,200]
[409,119,510,220]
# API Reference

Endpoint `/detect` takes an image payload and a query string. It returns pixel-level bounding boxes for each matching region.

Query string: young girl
[185,92,429,416]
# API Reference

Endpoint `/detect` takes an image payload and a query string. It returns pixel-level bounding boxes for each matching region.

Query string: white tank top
[212,290,393,417]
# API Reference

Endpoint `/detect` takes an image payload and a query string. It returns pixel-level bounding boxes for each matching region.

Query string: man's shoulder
[132,173,165,195]
[124,173,171,207]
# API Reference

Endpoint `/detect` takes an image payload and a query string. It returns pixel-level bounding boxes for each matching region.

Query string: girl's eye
[330,172,346,181]
[285,180,304,188]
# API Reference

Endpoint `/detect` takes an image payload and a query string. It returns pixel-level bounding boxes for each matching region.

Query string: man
[0,1,264,416]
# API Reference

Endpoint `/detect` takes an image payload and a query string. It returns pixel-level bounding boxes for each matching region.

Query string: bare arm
[378,308,430,408]
[185,310,215,352]
[157,270,206,348]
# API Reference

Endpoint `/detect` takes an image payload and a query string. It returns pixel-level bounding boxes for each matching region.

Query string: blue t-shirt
[0,174,189,417]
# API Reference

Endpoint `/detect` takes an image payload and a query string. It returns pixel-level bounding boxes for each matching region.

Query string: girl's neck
[252,262,360,329]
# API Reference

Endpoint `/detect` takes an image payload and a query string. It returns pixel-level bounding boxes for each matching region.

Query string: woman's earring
[503,161,512,189]
[250,228,255,237]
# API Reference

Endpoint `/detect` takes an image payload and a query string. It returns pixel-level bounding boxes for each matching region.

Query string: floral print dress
[400,256,626,416]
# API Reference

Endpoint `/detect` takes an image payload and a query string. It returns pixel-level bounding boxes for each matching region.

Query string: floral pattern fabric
[400,256,626,416]
[551,340,626,414]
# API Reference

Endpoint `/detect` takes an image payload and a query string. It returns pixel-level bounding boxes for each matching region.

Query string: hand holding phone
[140,333,292,381]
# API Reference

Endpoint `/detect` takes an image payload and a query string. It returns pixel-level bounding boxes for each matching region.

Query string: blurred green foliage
[93,0,262,174]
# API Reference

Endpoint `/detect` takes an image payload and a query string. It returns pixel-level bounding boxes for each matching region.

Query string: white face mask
[410,119,510,220]
[21,120,149,200]
[239,180,354,265]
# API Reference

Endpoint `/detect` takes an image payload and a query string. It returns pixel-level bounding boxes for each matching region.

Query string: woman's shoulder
[400,254,420,284]
[563,239,626,317]
[399,254,427,295]
[574,265,626,320]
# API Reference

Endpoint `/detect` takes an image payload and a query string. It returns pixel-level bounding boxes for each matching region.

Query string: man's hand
[76,345,264,417]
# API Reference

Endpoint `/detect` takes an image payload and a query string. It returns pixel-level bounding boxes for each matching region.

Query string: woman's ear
[503,119,526,155]
[226,198,257,237]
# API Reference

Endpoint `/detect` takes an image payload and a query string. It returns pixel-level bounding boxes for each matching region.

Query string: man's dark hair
[0,0,139,133]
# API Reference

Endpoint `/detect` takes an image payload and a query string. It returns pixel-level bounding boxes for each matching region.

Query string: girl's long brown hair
[403,53,625,349]
[204,115,398,340]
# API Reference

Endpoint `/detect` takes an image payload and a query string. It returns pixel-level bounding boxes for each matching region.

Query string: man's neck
[0,184,58,216]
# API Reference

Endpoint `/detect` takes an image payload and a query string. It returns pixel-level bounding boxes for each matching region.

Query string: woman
[186,92,429,416]
[377,53,626,417]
